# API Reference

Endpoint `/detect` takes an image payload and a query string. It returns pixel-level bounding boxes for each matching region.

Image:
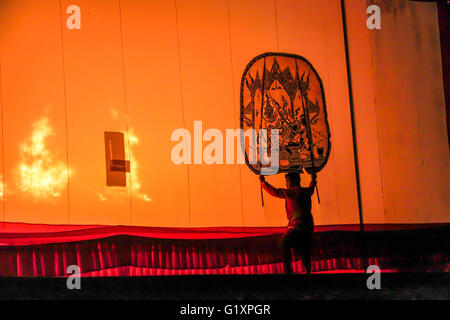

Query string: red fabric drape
[0,223,448,276]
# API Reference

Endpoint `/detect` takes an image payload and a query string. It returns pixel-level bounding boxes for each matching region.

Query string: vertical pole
[259,57,267,206]
[295,60,320,203]
[340,0,364,234]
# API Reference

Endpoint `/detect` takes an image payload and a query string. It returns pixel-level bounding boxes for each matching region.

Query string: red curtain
[0,223,448,276]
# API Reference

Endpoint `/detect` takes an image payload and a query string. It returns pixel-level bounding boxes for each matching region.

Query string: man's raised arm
[259,175,287,199]
[303,172,317,196]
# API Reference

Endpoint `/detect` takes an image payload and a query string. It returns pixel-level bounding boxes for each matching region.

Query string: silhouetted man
[260,171,316,274]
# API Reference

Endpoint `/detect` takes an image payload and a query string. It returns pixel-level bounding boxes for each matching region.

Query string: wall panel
[344,0,386,223]
[61,0,131,225]
[274,0,360,225]
[347,0,449,223]
[0,64,4,229]
[228,0,278,226]
[369,0,449,223]
[120,0,190,227]
[176,0,244,226]
[0,0,69,224]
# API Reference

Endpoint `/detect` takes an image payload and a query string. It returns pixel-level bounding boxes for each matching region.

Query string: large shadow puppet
[240,53,331,202]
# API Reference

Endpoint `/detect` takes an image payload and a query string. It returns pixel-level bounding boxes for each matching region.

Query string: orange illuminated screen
[0,0,447,228]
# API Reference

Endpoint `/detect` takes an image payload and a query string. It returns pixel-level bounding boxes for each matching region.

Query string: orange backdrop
[0,0,447,227]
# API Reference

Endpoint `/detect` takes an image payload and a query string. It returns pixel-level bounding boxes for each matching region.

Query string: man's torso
[285,186,314,231]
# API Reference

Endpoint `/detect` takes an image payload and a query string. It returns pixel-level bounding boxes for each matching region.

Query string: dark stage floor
[0,272,448,300]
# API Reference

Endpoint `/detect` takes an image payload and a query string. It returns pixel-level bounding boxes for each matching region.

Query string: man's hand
[302,168,317,182]
[259,175,265,182]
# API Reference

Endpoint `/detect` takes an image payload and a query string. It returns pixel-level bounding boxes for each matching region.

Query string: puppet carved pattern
[240,53,331,174]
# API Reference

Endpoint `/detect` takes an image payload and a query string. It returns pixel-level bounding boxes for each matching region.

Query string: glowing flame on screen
[126,130,151,202]
[0,176,4,199]
[17,117,71,199]
[98,193,107,201]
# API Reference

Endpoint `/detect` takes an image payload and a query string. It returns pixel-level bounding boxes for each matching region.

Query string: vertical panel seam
[322,2,342,224]
[274,0,279,51]
[0,61,5,223]
[226,0,245,227]
[174,0,192,226]
[58,0,71,225]
[118,0,133,225]
[366,0,386,223]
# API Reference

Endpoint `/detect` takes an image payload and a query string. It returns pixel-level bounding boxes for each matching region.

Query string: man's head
[285,172,300,188]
